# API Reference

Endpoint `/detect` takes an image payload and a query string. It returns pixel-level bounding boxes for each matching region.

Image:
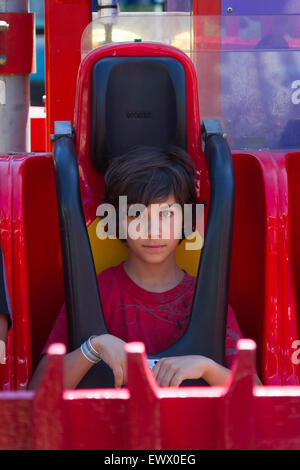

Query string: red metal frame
[30,106,47,152]
[193,0,221,15]
[44,0,91,151]
[229,152,300,385]
[0,153,64,391]
[0,12,35,74]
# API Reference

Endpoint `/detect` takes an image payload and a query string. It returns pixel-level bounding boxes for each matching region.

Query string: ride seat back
[90,57,187,173]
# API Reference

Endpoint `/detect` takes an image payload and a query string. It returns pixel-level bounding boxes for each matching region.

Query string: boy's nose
[148,215,161,239]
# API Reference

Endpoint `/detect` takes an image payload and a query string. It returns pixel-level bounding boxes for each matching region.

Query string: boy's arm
[28,334,127,390]
[152,355,262,387]
[0,314,9,364]
[152,355,228,387]
[28,348,96,390]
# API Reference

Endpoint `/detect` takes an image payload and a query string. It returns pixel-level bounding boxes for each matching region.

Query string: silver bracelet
[80,336,102,364]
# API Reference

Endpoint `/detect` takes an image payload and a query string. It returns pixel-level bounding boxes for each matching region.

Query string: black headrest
[90,57,188,173]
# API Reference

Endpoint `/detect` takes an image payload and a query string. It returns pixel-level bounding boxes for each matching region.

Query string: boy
[29,146,245,389]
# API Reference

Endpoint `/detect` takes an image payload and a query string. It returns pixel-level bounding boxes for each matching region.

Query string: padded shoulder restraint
[53,132,234,388]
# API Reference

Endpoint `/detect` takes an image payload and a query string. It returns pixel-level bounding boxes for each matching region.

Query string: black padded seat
[91,57,187,172]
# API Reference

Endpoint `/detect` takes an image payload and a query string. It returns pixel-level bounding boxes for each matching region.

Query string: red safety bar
[1,340,300,450]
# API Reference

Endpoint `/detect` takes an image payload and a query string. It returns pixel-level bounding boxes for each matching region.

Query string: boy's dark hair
[103,145,198,239]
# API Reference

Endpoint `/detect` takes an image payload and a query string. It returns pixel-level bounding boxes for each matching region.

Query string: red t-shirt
[44,263,243,368]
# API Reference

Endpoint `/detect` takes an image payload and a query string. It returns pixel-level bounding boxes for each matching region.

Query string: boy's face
[125,193,183,265]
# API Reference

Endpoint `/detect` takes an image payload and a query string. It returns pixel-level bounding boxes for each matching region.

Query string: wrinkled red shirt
[44,263,243,368]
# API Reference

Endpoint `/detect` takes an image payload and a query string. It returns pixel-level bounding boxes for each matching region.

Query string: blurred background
[29,0,167,106]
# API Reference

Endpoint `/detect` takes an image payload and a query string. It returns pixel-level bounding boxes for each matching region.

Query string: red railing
[1,340,300,450]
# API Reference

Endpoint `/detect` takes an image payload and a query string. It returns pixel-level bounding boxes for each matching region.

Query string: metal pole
[0,0,30,152]
[97,0,119,18]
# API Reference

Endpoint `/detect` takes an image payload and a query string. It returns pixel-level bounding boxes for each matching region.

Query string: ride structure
[1,0,300,450]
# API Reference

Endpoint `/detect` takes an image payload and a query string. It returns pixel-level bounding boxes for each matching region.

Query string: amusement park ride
[1,0,300,450]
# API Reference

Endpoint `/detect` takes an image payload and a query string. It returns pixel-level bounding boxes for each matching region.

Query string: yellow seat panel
[88,218,202,277]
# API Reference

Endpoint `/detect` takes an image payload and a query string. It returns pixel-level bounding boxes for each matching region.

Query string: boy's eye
[133,211,145,219]
[160,210,173,218]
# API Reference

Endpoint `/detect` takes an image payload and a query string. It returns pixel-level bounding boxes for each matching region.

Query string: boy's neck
[123,255,184,293]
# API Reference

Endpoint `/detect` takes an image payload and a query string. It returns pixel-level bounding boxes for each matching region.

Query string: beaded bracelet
[80,336,101,364]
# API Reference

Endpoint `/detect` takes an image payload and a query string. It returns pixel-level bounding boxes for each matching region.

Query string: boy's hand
[91,334,127,388]
[152,355,213,387]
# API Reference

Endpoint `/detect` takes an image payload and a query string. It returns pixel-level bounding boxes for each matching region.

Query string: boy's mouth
[142,244,166,250]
